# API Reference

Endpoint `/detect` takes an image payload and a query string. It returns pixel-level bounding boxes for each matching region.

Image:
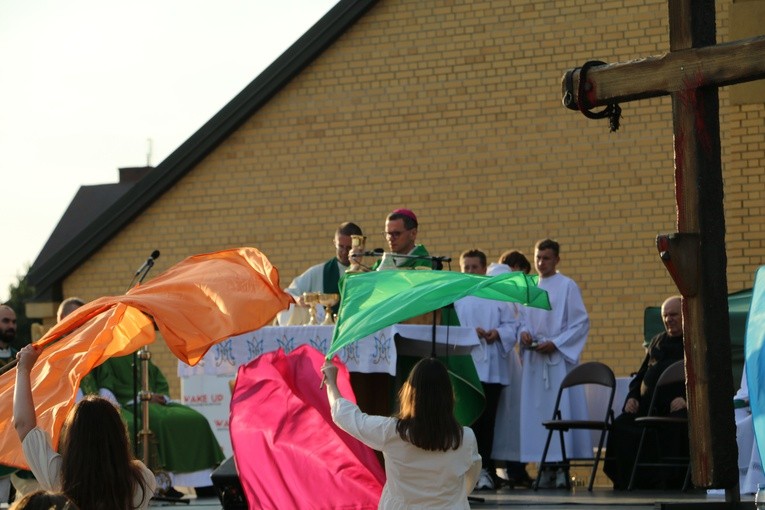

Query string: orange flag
[0,247,293,468]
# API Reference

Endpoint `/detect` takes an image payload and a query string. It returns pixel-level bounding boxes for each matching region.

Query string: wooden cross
[562,0,765,491]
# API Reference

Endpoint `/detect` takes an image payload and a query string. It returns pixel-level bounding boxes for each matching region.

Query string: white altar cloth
[178,324,479,456]
[178,324,479,377]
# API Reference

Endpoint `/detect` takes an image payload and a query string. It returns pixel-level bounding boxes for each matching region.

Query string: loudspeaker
[211,456,247,510]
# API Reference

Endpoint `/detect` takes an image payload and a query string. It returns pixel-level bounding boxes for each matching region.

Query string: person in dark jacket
[604,295,688,490]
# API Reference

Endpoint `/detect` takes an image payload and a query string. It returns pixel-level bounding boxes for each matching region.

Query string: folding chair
[627,359,691,491]
[534,361,616,492]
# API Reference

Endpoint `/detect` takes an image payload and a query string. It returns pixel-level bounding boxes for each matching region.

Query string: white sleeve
[98,387,120,406]
[550,281,590,364]
[21,427,63,491]
[462,427,482,492]
[496,302,519,354]
[286,264,322,297]
[331,397,392,451]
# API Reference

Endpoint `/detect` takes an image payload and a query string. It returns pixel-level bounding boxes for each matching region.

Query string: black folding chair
[534,361,616,492]
[627,359,691,491]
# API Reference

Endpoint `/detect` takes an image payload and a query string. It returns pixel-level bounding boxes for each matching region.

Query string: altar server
[517,239,591,488]
[454,250,518,490]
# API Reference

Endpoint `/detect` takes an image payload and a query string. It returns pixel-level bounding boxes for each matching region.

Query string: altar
[179,324,480,455]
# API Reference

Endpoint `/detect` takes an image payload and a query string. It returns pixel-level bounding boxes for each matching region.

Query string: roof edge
[28,0,379,297]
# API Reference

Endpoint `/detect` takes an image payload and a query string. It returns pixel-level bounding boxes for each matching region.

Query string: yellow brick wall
[60,0,764,397]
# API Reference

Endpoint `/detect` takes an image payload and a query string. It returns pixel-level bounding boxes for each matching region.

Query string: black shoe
[161,487,185,500]
[194,486,218,498]
[514,473,533,489]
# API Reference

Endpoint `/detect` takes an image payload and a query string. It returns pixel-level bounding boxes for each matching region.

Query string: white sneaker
[474,469,495,491]
[555,469,568,489]
[535,469,556,489]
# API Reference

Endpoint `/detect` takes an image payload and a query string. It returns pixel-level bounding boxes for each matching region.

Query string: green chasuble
[321,258,342,314]
[94,355,224,474]
[397,354,485,426]
[371,244,432,270]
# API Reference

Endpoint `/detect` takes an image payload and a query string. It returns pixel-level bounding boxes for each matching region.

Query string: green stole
[371,244,431,270]
[322,258,342,313]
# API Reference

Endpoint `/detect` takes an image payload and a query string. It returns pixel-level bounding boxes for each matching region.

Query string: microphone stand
[128,256,156,461]
[368,251,453,358]
[372,253,483,501]
[126,253,186,504]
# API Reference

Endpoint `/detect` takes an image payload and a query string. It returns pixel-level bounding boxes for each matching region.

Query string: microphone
[363,248,385,257]
[134,250,160,276]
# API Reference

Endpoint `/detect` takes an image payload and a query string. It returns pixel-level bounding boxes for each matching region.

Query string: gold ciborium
[319,293,339,325]
[347,234,368,273]
[302,292,321,325]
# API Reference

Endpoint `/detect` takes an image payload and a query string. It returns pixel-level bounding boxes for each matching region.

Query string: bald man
[603,296,688,490]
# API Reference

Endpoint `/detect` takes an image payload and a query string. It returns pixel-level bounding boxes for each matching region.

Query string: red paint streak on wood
[674,127,686,228]
[585,79,598,108]
[685,71,713,154]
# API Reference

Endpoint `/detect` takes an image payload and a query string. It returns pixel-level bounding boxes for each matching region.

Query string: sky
[0,0,339,302]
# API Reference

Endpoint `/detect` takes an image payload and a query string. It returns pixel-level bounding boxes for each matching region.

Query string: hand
[482,329,499,344]
[535,340,557,354]
[670,397,687,412]
[624,397,640,414]
[294,295,307,307]
[16,345,41,372]
[321,359,339,388]
[520,331,533,347]
[150,394,168,405]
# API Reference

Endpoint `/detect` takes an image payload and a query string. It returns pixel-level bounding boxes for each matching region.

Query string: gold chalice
[319,293,339,325]
[302,292,321,325]
[347,234,368,273]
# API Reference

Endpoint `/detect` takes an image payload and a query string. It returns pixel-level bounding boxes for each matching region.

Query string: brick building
[26,0,765,397]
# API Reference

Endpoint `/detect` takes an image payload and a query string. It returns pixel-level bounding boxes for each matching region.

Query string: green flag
[327,270,550,356]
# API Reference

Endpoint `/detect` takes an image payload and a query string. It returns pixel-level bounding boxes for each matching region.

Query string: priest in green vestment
[371,209,433,270]
[93,354,224,487]
[286,221,364,314]
[0,306,18,496]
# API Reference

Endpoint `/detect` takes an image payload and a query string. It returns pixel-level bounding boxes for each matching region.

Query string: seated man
[603,295,688,490]
[60,296,224,495]
[93,353,225,492]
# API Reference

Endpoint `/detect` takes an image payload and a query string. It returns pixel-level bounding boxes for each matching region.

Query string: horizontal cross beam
[562,35,765,109]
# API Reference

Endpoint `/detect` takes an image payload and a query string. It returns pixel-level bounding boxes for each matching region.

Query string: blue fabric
[745,266,765,467]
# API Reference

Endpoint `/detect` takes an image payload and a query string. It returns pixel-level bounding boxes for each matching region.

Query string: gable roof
[27,0,379,301]
[29,167,153,291]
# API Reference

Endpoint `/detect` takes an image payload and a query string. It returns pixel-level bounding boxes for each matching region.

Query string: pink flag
[230,345,384,509]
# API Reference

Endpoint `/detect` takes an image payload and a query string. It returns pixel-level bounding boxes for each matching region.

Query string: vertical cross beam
[561,0,763,492]
[664,0,737,488]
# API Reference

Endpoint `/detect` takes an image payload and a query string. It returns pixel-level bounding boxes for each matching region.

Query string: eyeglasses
[335,244,352,252]
[383,230,409,239]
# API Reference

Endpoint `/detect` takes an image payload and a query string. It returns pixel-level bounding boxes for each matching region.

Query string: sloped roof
[29,167,152,289]
[27,0,378,301]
